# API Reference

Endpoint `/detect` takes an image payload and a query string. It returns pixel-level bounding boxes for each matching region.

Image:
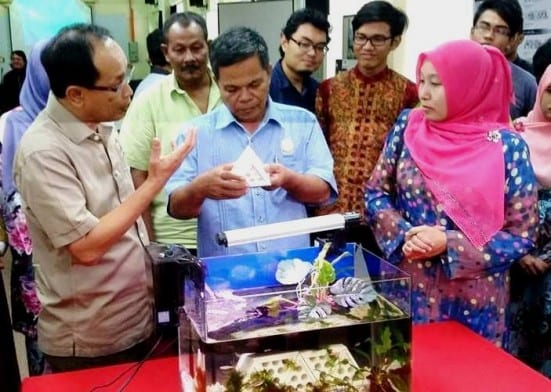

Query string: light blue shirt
[166,99,337,258]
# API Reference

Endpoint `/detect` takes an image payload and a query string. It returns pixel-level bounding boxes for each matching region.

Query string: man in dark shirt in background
[269,8,330,113]
[470,0,537,118]
[133,28,171,97]
[533,38,551,83]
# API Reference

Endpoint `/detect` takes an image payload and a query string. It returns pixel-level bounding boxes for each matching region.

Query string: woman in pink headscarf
[508,64,551,376]
[365,39,538,348]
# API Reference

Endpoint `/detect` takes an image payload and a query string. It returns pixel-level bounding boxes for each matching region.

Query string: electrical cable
[88,333,176,392]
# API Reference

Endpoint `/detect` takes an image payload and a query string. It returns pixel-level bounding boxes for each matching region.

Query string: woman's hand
[519,254,550,275]
[403,225,446,260]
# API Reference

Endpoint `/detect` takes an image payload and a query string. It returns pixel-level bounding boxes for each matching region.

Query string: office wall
[218,0,293,63]
[0,0,91,79]
[198,0,304,39]
[9,0,92,56]
[0,5,10,82]
[1,0,475,82]
[93,0,159,79]
[0,0,158,80]
[401,0,473,80]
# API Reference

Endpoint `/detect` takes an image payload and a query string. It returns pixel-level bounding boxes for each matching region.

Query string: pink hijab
[404,40,513,248]
[518,64,551,187]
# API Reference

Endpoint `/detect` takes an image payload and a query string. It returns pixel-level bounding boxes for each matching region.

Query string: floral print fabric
[508,187,551,377]
[4,190,43,374]
[315,66,418,219]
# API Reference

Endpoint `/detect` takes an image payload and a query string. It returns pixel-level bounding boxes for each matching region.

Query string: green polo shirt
[120,72,221,248]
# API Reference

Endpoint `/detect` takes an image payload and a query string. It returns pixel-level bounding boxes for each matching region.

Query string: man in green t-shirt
[120,12,221,252]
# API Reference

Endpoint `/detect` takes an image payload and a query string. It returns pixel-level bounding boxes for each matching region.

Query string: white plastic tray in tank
[234,343,365,390]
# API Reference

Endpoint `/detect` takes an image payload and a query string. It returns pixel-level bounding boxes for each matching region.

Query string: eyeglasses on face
[353,34,393,47]
[474,22,511,38]
[288,37,329,54]
[86,64,135,93]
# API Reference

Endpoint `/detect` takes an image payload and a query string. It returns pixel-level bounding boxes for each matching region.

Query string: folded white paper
[231,145,271,187]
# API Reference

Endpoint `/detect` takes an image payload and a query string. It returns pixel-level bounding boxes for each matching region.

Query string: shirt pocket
[279,154,302,173]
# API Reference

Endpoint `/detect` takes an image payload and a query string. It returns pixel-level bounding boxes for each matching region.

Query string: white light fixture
[216,213,360,247]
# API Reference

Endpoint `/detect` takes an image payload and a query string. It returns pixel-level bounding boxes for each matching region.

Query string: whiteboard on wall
[218,0,294,65]
[93,14,130,60]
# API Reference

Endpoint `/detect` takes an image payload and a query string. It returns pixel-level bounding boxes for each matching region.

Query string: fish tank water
[178,242,411,392]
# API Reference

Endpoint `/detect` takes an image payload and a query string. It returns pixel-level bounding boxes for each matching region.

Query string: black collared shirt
[269,59,319,113]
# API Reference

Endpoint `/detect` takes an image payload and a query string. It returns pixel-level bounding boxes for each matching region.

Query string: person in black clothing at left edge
[1,264,21,392]
[0,50,27,115]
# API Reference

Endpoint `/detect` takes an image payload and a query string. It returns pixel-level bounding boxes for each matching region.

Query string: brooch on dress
[486,130,501,143]
[513,120,525,132]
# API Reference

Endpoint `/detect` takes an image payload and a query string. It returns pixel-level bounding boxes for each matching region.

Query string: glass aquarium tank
[178,242,411,392]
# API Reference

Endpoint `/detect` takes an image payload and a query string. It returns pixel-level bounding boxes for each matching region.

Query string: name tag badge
[280,137,294,156]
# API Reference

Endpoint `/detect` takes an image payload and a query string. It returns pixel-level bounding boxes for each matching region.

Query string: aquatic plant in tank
[179,242,412,391]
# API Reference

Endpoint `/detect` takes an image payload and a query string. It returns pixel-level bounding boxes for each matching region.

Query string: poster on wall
[517,0,551,62]
[9,0,92,55]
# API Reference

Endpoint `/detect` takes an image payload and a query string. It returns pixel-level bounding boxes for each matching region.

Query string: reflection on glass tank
[179,243,412,391]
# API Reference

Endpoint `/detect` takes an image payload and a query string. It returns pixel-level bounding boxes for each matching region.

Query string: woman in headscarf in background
[2,40,50,376]
[508,64,551,377]
[0,50,27,115]
[365,39,538,348]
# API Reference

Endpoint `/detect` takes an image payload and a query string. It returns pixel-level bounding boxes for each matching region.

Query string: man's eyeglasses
[87,64,135,93]
[353,34,393,47]
[474,22,511,38]
[289,37,329,54]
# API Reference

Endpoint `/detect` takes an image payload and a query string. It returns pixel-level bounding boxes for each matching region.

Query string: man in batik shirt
[315,1,418,252]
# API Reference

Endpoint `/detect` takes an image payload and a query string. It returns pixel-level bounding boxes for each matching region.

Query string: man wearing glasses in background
[270,8,330,113]
[314,1,417,253]
[13,23,195,372]
[470,0,536,119]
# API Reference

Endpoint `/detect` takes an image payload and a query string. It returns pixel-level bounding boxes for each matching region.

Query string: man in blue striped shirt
[166,27,337,258]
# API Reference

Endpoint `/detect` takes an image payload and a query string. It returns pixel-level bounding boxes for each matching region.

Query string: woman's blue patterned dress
[365,110,538,348]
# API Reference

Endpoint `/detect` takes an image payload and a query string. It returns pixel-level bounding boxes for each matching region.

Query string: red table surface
[21,321,551,392]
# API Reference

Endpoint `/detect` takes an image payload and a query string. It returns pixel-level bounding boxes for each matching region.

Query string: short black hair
[162,12,208,43]
[146,28,168,67]
[473,0,523,36]
[41,23,113,98]
[279,8,331,57]
[533,38,551,83]
[209,27,269,79]
[11,50,27,64]
[352,1,408,37]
